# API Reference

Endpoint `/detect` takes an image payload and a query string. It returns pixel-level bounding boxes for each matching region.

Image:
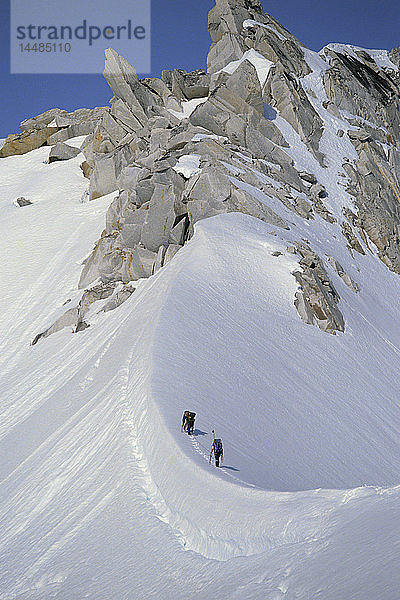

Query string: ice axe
[209,429,216,463]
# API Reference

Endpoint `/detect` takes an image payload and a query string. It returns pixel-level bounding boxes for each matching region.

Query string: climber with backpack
[181,411,196,435]
[187,412,196,435]
[181,411,190,432]
[210,432,223,467]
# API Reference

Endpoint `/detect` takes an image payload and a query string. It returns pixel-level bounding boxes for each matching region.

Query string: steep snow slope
[155,214,400,492]
[1,144,400,599]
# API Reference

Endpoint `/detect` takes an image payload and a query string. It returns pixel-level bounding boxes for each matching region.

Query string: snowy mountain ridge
[1,0,400,598]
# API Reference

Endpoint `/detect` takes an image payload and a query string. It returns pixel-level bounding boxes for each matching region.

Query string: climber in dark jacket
[210,438,223,467]
[182,411,196,434]
[181,411,190,432]
[187,412,195,435]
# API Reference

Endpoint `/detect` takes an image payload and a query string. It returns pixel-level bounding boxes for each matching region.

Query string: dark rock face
[293,244,345,335]
[161,69,211,100]
[48,142,81,163]
[341,137,400,273]
[323,49,400,138]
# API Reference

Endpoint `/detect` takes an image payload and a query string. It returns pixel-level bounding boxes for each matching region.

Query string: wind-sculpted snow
[152,214,400,493]
[1,138,400,597]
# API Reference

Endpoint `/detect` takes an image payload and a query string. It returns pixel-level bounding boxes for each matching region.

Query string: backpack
[214,439,223,453]
[189,412,196,421]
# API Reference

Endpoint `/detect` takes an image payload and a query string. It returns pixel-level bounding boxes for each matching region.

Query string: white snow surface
[219,48,274,87]
[168,97,208,121]
[2,121,400,598]
[173,153,202,178]
[191,132,228,143]
[242,19,287,41]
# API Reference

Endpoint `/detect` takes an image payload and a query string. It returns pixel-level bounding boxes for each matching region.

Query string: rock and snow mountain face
[1,1,400,598]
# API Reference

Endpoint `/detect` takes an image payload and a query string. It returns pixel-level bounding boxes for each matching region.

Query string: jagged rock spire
[25,0,400,343]
[208,0,264,42]
[207,0,262,73]
[206,0,306,74]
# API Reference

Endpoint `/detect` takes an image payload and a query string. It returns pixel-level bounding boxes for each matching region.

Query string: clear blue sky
[1,0,399,137]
